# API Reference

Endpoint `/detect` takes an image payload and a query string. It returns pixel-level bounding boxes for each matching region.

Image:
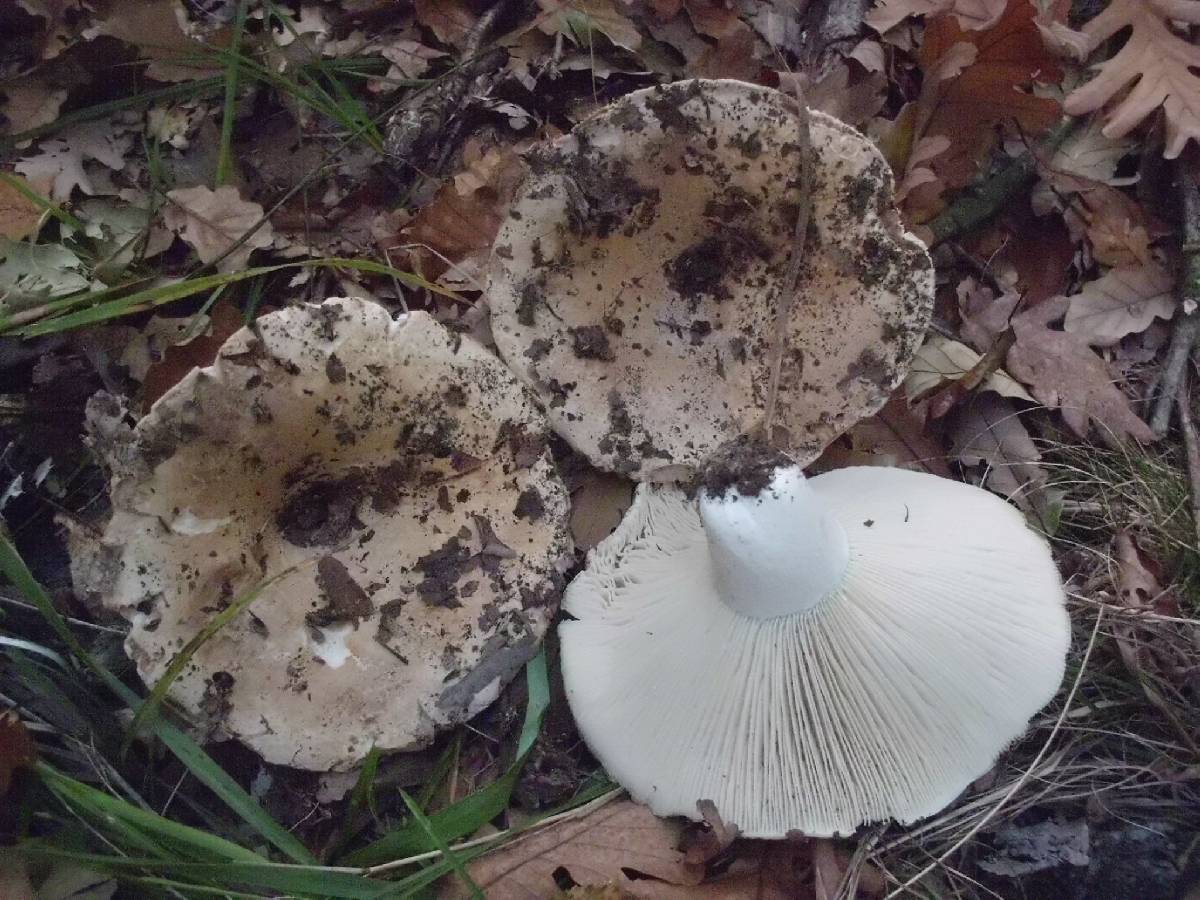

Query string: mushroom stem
[699,466,849,619]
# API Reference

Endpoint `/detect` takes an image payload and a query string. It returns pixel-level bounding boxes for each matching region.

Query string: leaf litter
[1,0,1200,897]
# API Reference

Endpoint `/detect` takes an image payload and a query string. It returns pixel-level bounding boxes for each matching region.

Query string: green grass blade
[214,0,250,187]
[0,532,316,864]
[0,171,85,233]
[124,556,318,750]
[398,791,484,900]
[341,650,550,867]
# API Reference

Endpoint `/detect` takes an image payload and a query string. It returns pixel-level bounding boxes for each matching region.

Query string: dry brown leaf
[537,0,643,52]
[0,173,43,240]
[790,63,888,129]
[1006,296,1155,443]
[648,0,685,18]
[1063,262,1176,346]
[685,0,742,38]
[141,304,246,410]
[0,710,36,795]
[440,800,704,899]
[401,140,528,282]
[570,471,634,551]
[906,333,1033,403]
[957,277,1020,351]
[1062,0,1200,159]
[1,81,69,138]
[866,0,1007,33]
[817,394,953,475]
[164,185,275,273]
[1044,168,1161,266]
[689,24,760,81]
[415,0,478,46]
[85,0,219,82]
[949,394,1059,527]
[916,0,1062,195]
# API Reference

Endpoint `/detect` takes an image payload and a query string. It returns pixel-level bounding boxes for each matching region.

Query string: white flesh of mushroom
[560,465,1070,837]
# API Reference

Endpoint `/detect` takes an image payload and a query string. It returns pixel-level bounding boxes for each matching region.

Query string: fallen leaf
[14,120,132,201]
[817,394,953,475]
[866,0,1007,33]
[571,471,635,551]
[379,39,447,83]
[1063,262,1176,346]
[791,63,888,129]
[1036,165,1162,266]
[916,0,1063,196]
[905,333,1034,403]
[538,0,643,52]
[1006,296,1155,443]
[957,277,1021,350]
[164,185,275,273]
[0,710,36,795]
[84,0,219,82]
[440,800,704,899]
[0,238,92,311]
[949,394,1060,529]
[685,0,742,38]
[0,173,43,240]
[140,303,246,409]
[415,0,477,46]
[1,81,69,138]
[1062,0,1200,159]
[689,24,761,81]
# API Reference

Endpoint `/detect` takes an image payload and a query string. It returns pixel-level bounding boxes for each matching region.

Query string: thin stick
[763,91,814,445]
[881,610,1104,898]
[1177,379,1200,548]
[1151,151,1200,435]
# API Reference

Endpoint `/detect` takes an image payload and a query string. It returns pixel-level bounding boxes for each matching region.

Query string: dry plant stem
[762,93,814,445]
[879,610,1104,899]
[1151,152,1200,436]
[1177,380,1200,548]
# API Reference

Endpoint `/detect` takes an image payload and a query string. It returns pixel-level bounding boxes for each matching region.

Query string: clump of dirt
[306,555,373,627]
[697,437,794,499]
[569,325,615,360]
[276,475,365,547]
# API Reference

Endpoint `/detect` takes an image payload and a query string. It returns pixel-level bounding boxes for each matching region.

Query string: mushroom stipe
[71,298,573,771]
[560,460,1070,838]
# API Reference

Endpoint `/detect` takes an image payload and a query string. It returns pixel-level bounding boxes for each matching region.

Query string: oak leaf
[866,0,1007,34]
[905,333,1033,403]
[415,0,477,46]
[1006,296,1154,443]
[916,0,1062,193]
[440,800,704,899]
[0,174,43,240]
[164,185,275,273]
[1062,0,1200,159]
[1063,262,1176,346]
[816,394,953,476]
[15,120,132,201]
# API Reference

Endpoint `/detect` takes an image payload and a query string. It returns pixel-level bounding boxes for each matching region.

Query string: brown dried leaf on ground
[415,0,477,46]
[689,24,761,81]
[1112,531,1200,711]
[915,0,1062,198]
[0,173,42,240]
[0,711,36,795]
[905,333,1033,403]
[164,185,275,273]
[1063,262,1176,347]
[439,800,704,899]
[0,81,68,137]
[1062,0,1200,159]
[84,0,219,82]
[789,64,888,129]
[1038,167,1164,267]
[400,139,528,284]
[570,471,634,552]
[1006,296,1155,443]
[949,394,1059,527]
[140,304,247,410]
[866,0,1008,34]
[537,0,643,52]
[684,0,743,38]
[816,394,953,475]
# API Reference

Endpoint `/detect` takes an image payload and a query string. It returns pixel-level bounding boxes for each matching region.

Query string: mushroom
[559,444,1069,837]
[74,298,572,771]
[488,79,933,479]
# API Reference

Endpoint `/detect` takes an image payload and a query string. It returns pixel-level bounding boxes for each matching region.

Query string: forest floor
[1,0,1200,898]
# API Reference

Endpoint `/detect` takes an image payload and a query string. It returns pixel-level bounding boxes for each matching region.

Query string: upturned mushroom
[72,297,572,771]
[488,79,933,479]
[559,444,1069,837]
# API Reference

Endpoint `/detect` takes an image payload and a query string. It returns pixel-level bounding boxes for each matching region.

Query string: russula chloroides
[72,298,572,771]
[560,445,1069,837]
[488,78,933,479]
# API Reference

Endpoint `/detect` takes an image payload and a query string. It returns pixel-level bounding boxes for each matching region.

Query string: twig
[762,91,814,445]
[1176,379,1200,548]
[927,119,1075,246]
[1151,151,1200,436]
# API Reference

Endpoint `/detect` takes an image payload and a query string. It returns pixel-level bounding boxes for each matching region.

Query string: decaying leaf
[1062,0,1200,159]
[905,333,1033,403]
[136,304,247,409]
[1,81,69,138]
[949,394,1060,529]
[1037,167,1162,267]
[0,710,36,795]
[1006,296,1155,443]
[0,238,91,310]
[915,1,1062,196]
[441,800,704,898]
[537,0,643,52]
[0,173,43,240]
[415,0,477,46]
[14,120,132,201]
[867,0,1008,34]
[817,394,953,475]
[83,0,219,82]
[164,185,275,273]
[1063,262,1175,346]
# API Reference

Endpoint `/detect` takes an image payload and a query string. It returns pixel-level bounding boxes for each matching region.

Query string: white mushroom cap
[76,298,572,771]
[488,79,933,479]
[560,460,1069,837]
